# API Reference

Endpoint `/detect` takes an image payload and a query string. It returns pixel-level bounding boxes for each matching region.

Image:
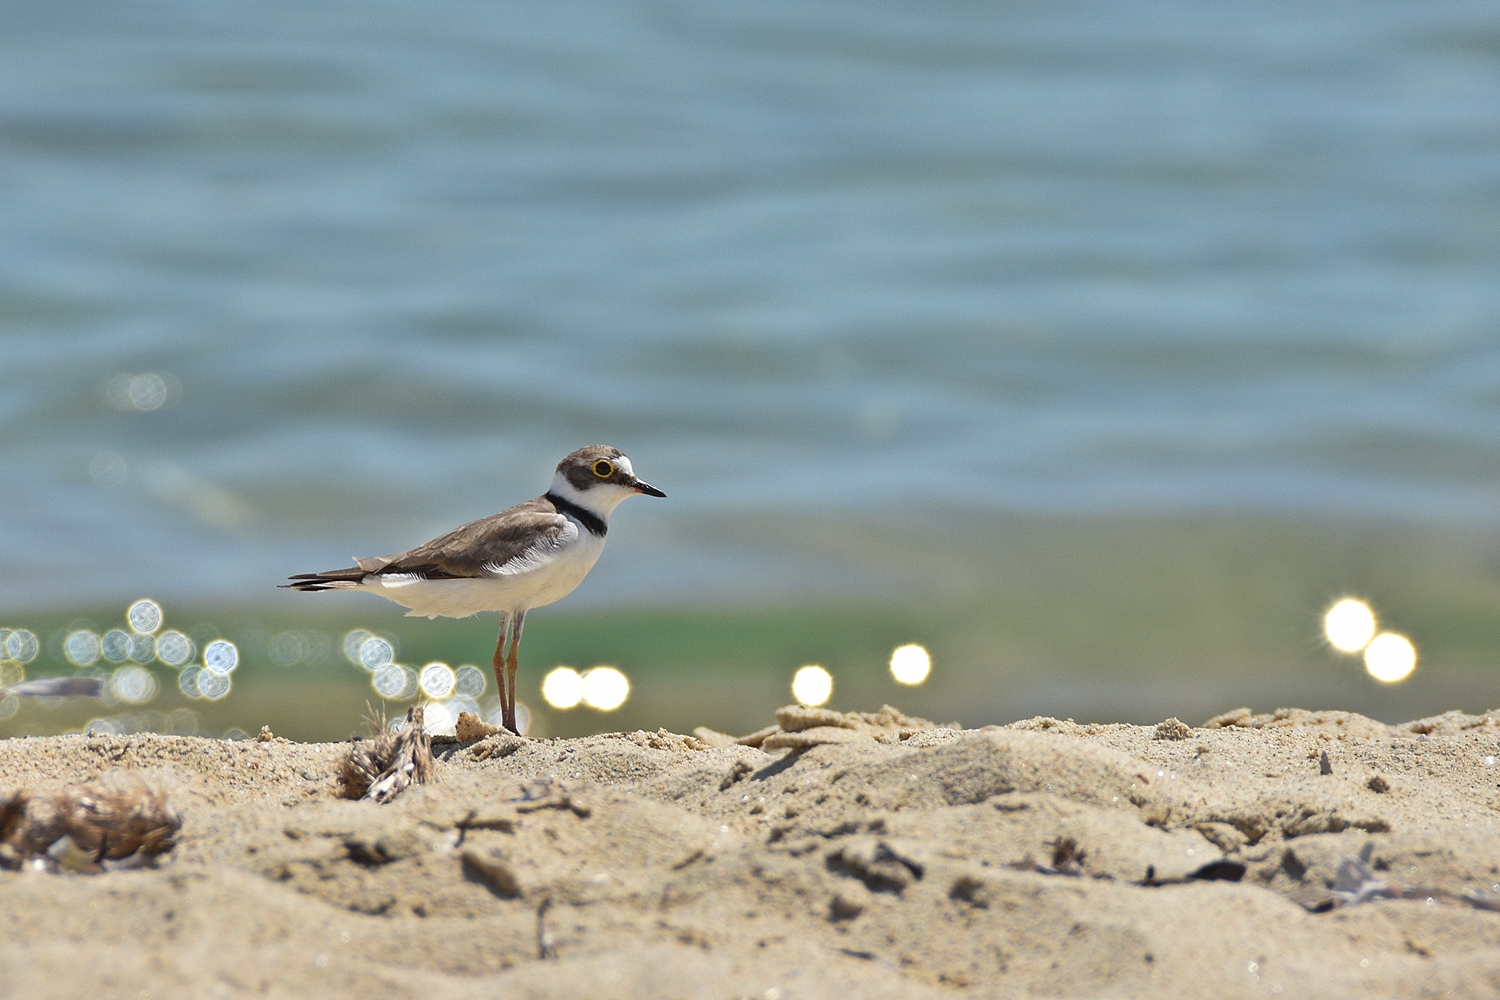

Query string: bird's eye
[593,460,614,478]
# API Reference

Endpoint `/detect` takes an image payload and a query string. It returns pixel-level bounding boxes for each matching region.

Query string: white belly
[359,533,606,619]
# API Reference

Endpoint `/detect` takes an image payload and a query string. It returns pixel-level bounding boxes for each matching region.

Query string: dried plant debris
[0,792,27,845]
[338,706,435,803]
[1003,837,1096,879]
[1045,836,1087,875]
[694,704,961,750]
[0,784,179,873]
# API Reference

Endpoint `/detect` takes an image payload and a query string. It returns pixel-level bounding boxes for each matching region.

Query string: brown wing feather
[372,499,566,578]
[284,497,567,589]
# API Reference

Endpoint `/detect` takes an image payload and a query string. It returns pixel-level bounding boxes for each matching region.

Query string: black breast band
[544,492,607,537]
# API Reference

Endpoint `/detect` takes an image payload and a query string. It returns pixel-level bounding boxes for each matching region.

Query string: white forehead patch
[613,455,634,477]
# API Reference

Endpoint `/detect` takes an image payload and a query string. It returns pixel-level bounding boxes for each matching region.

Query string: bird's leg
[491,612,511,733]
[503,610,527,735]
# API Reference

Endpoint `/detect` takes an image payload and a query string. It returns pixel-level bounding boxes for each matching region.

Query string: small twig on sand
[536,896,557,960]
[1299,842,1500,914]
[338,706,435,803]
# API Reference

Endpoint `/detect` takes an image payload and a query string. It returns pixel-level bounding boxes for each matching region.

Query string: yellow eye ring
[593,459,614,478]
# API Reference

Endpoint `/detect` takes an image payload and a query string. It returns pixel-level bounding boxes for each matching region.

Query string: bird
[283,445,665,734]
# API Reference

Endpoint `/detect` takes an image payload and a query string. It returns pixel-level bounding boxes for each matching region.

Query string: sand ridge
[2,705,1500,998]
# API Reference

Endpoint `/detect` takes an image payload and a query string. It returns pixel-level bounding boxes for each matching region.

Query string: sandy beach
[3,702,1500,999]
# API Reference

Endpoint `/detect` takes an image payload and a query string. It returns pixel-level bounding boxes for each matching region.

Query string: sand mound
[3,705,1500,998]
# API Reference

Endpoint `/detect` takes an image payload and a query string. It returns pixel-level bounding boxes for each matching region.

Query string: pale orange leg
[503,611,527,735]
[491,613,511,732]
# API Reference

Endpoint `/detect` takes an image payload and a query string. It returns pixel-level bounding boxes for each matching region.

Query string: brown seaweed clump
[338,705,435,803]
[0,784,180,873]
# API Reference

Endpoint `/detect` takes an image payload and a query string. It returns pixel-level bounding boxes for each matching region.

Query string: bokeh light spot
[343,630,372,665]
[419,662,455,699]
[203,640,239,675]
[270,631,309,666]
[155,630,194,667]
[127,633,156,663]
[110,666,158,705]
[889,644,932,686]
[178,666,203,698]
[372,664,407,699]
[395,666,419,700]
[130,373,168,410]
[792,665,833,707]
[454,664,486,698]
[106,371,180,412]
[197,670,232,700]
[447,695,481,721]
[5,629,39,663]
[542,667,583,709]
[65,630,102,666]
[483,699,532,734]
[101,630,130,662]
[1364,632,1417,684]
[1324,598,1377,653]
[359,637,394,670]
[422,701,455,735]
[581,667,629,711]
[127,599,162,634]
[166,708,199,736]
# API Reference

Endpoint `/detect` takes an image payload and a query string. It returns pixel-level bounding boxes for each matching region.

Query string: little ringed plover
[284,445,665,734]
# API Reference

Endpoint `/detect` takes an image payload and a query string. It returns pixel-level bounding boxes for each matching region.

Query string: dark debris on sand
[0,783,180,873]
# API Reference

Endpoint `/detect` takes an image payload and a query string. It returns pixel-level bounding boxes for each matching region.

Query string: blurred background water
[2,0,1499,740]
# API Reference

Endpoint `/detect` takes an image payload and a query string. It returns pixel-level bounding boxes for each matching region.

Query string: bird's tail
[282,566,368,592]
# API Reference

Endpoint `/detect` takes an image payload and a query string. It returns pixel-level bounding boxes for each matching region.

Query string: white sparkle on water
[203,640,239,675]
[581,667,630,712]
[359,637,394,670]
[155,631,194,667]
[542,667,584,709]
[127,599,162,634]
[418,662,456,699]
[110,666,158,704]
[101,630,130,662]
[889,644,932,685]
[1364,632,1417,684]
[454,665,486,698]
[792,665,833,707]
[197,670,232,700]
[65,631,102,666]
[1324,598,1377,653]
[4,629,38,663]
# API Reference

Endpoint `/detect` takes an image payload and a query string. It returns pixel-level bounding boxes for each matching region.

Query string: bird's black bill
[634,480,667,498]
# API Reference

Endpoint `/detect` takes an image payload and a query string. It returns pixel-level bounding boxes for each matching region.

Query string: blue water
[2,0,1499,610]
